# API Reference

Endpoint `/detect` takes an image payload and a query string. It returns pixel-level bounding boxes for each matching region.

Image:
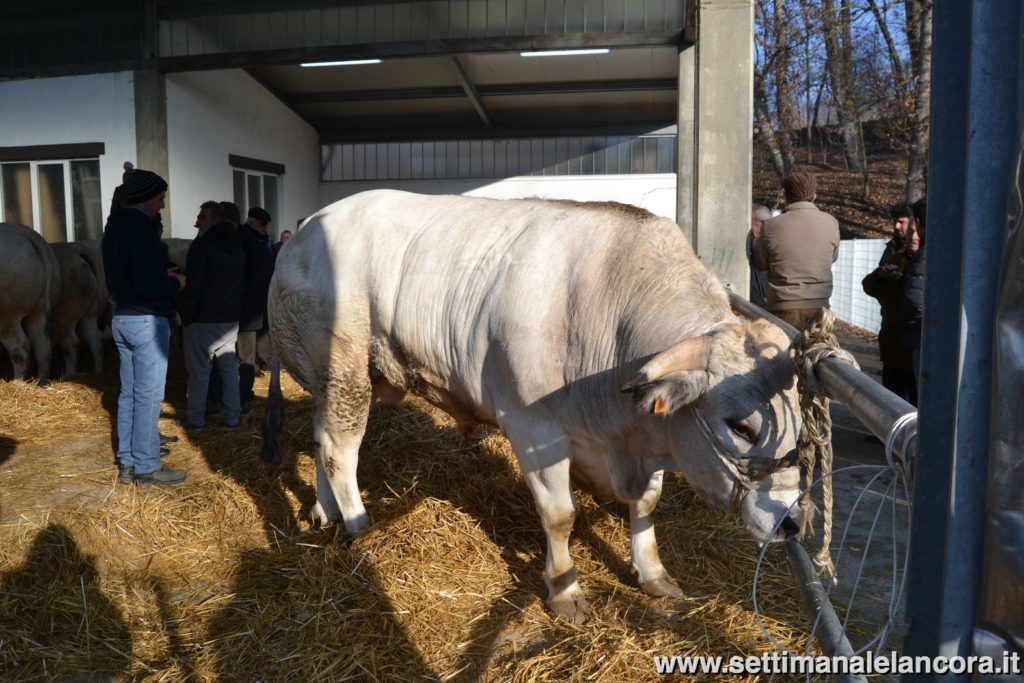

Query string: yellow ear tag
[653,397,667,414]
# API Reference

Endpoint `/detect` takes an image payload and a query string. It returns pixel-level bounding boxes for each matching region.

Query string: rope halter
[789,308,859,584]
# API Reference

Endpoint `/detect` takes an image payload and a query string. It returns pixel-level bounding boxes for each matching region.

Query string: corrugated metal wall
[321,133,677,181]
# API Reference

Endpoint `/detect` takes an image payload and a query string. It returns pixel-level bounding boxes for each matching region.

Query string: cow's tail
[75,244,109,330]
[261,349,285,466]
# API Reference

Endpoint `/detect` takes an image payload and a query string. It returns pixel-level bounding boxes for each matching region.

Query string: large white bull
[0,223,61,384]
[263,191,804,622]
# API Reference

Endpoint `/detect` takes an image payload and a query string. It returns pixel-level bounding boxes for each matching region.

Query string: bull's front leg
[525,462,590,623]
[628,470,683,598]
[508,421,590,623]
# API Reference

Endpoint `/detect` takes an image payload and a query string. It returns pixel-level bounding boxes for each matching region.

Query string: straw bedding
[0,347,818,681]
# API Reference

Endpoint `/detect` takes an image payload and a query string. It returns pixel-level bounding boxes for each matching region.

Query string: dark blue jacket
[898,248,926,349]
[101,207,179,319]
[238,223,275,331]
[182,223,246,326]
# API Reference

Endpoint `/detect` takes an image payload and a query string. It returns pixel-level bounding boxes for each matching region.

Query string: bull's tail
[261,350,285,466]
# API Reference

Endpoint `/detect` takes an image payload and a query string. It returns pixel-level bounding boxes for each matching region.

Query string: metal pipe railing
[729,291,917,682]
[785,535,869,683]
[729,292,918,464]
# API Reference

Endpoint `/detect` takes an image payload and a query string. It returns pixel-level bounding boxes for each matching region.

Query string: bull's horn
[621,336,709,391]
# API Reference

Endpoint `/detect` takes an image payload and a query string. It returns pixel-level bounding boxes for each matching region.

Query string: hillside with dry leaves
[753,147,911,240]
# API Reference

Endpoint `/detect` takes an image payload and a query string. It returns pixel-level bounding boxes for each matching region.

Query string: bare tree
[903,0,931,203]
[820,0,866,171]
[866,0,908,103]
[754,0,798,178]
[771,0,798,175]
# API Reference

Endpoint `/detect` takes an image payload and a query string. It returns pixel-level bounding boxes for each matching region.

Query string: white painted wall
[319,174,679,221]
[0,71,136,223]
[165,69,320,239]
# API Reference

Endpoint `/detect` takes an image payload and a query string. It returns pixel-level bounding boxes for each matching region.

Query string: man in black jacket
[898,199,927,382]
[879,203,912,264]
[181,201,246,430]
[237,206,275,412]
[101,169,187,486]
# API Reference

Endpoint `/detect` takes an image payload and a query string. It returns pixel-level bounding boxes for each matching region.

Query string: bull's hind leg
[79,316,103,373]
[0,320,31,380]
[310,364,372,534]
[55,317,79,376]
[504,418,590,623]
[24,311,53,384]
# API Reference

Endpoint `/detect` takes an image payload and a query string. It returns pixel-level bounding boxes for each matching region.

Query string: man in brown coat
[752,171,840,330]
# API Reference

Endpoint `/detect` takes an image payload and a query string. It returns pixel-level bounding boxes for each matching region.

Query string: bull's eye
[727,419,758,444]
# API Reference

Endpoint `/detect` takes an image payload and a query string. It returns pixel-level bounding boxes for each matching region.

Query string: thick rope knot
[789,308,856,585]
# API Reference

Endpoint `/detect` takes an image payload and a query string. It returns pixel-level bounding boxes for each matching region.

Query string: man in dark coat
[899,199,927,381]
[880,203,912,264]
[101,169,187,486]
[181,201,246,430]
[863,230,918,405]
[237,206,276,411]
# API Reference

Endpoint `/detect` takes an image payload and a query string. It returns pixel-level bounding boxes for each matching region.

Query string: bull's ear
[622,336,709,391]
[623,369,710,415]
[621,336,711,414]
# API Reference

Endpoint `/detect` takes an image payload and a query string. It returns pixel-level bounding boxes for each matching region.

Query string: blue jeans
[112,313,170,476]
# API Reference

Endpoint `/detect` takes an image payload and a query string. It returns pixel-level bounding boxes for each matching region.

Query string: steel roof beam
[449,55,492,127]
[318,122,677,144]
[285,79,677,105]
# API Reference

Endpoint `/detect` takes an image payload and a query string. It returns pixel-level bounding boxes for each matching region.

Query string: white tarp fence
[830,238,888,334]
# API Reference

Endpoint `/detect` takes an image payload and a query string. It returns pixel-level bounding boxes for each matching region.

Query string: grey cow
[0,223,61,383]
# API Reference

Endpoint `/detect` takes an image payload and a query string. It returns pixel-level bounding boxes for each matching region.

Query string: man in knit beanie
[101,168,188,487]
[751,171,840,330]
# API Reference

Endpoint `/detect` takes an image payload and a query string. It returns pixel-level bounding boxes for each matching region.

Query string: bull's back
[272,191,696,415]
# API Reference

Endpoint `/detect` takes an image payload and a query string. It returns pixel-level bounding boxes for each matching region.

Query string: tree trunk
[867,0,908,101]
[820,0,865,171]
[755,72,789,178]
[904,0,932,203]
[771,0,796,176]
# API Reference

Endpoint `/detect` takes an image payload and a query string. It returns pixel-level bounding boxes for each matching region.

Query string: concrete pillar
[133,70,171,231]
[693,0,753,292]
[675,42,695,244]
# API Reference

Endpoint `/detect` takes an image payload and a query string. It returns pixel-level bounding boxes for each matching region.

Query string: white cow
[0,223,61,384]
[264,191,803,622]
[51,240,106,375]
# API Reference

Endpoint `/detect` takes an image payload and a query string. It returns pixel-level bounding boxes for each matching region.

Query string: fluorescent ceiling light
[300,59,382,67]
[520,48,610,57]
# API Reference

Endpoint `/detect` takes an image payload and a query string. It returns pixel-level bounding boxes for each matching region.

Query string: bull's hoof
[640,575,684,599]
[311,502,342,530]
[549,593,591,624]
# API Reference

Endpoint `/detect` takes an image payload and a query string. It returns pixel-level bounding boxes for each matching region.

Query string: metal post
[901,0,971,665]
[785,536,868,683]
[904,1,1022,679]
[676,40,695,241]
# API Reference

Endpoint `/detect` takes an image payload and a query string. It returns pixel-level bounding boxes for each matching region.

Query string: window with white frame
[230,154,282,228]
[0,145,105,242]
